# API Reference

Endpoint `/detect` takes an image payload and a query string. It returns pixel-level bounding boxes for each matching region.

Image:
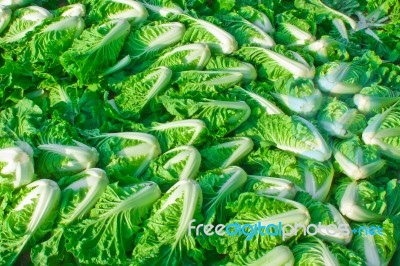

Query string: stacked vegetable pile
[0,0,400,265]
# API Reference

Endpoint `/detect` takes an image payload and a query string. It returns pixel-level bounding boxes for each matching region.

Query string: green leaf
[242,148,334,201]
[87,0,148,24]
[161,96,251,137]
[55,3,86,17]
[275,10,316,46]
[133,0,183,17]
[0,99,43,144]
[205,55,257,83]
[294,0,358,30]
[150,119,209,152]
[31,168,109,265]
[142,145,201,191]
[60,19,130,84]
[236,6,274,34]
[362,104,400,160]
[0,140,34,188]
[198,166,247,224]
[335,177,387,222]
[292,236,363,265]
[235,46,315,81]
[272,77,322,118]
[304,36,349,63]
[0,6,52,45]
[172,13,238,54]
[200,137,254,170]
[333,137,386,180]
[216,12,275,49]
[318,98,367,138]
[110,67,172,119]
[175,70,243,89]
[238,113,331,162]
[43,77,80,124]
[208,193,310,258]
[226,246,294,266]
[132,179,204,265]
[295,191,353,245]
[354,84,400,114]
[65,182,161,265]
[123,21,185,61]
[144,43,211,72]
[0,6,12,34]
[0,179,60,265]
[350,219,397,266]
[29,16,84,69]
[92,132,161,183]
[316,52,379,94]
[244,175,297,199]
[36,140,99,180]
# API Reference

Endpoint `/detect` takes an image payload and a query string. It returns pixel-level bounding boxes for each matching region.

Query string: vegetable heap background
[0,0,400,265]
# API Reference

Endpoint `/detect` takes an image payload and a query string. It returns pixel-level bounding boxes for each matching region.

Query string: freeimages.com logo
[188,220,383,240]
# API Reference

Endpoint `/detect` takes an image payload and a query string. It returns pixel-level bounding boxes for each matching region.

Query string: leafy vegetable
[272,77,322,118]
[30,168,109,265]
[318,98,367,139]
[93,132,161,183]
[275,10,316,46]
[292,236,364,265]
[362,104,400,160]
[36,140,99,180]
[216,12,275,49]
[132,179,204,265]
[145,43,211,71]
[354,84,400,114]
[349,219,398,266]
[175,70,243,89]
[60,19,131,84]
[87,0,148,24]
[0,0,33,9]
[315,52,378,94]
[244,175,297,199]
[208,193,310,258]
[137,0,183,17]
[0,179,61,265]
[109,66,172,119]
[239,113,331,162]
[29,16,85,69]
[0,6,52,45]
[304,36,349,63]
[150,119,209,152]
[200,137,254,170]
[0,5,12,34]
[205,55,257,83]
[142,145,201,191]
[235,46,315,80]
[161,96,251,137]
[296,191,353,245]
[239,87,284,115]
[0,140,34,188]
[227,245,295,266]
[123,21,186,60]
[333,137,386,180]
[173,13,238,54]
[243,148,333,201]
[294,0,358,30]
[335,177,387,222]
[65,181,161,265]
[236,6,274,34]
[1,1,400,264]
[198,166,247,224]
